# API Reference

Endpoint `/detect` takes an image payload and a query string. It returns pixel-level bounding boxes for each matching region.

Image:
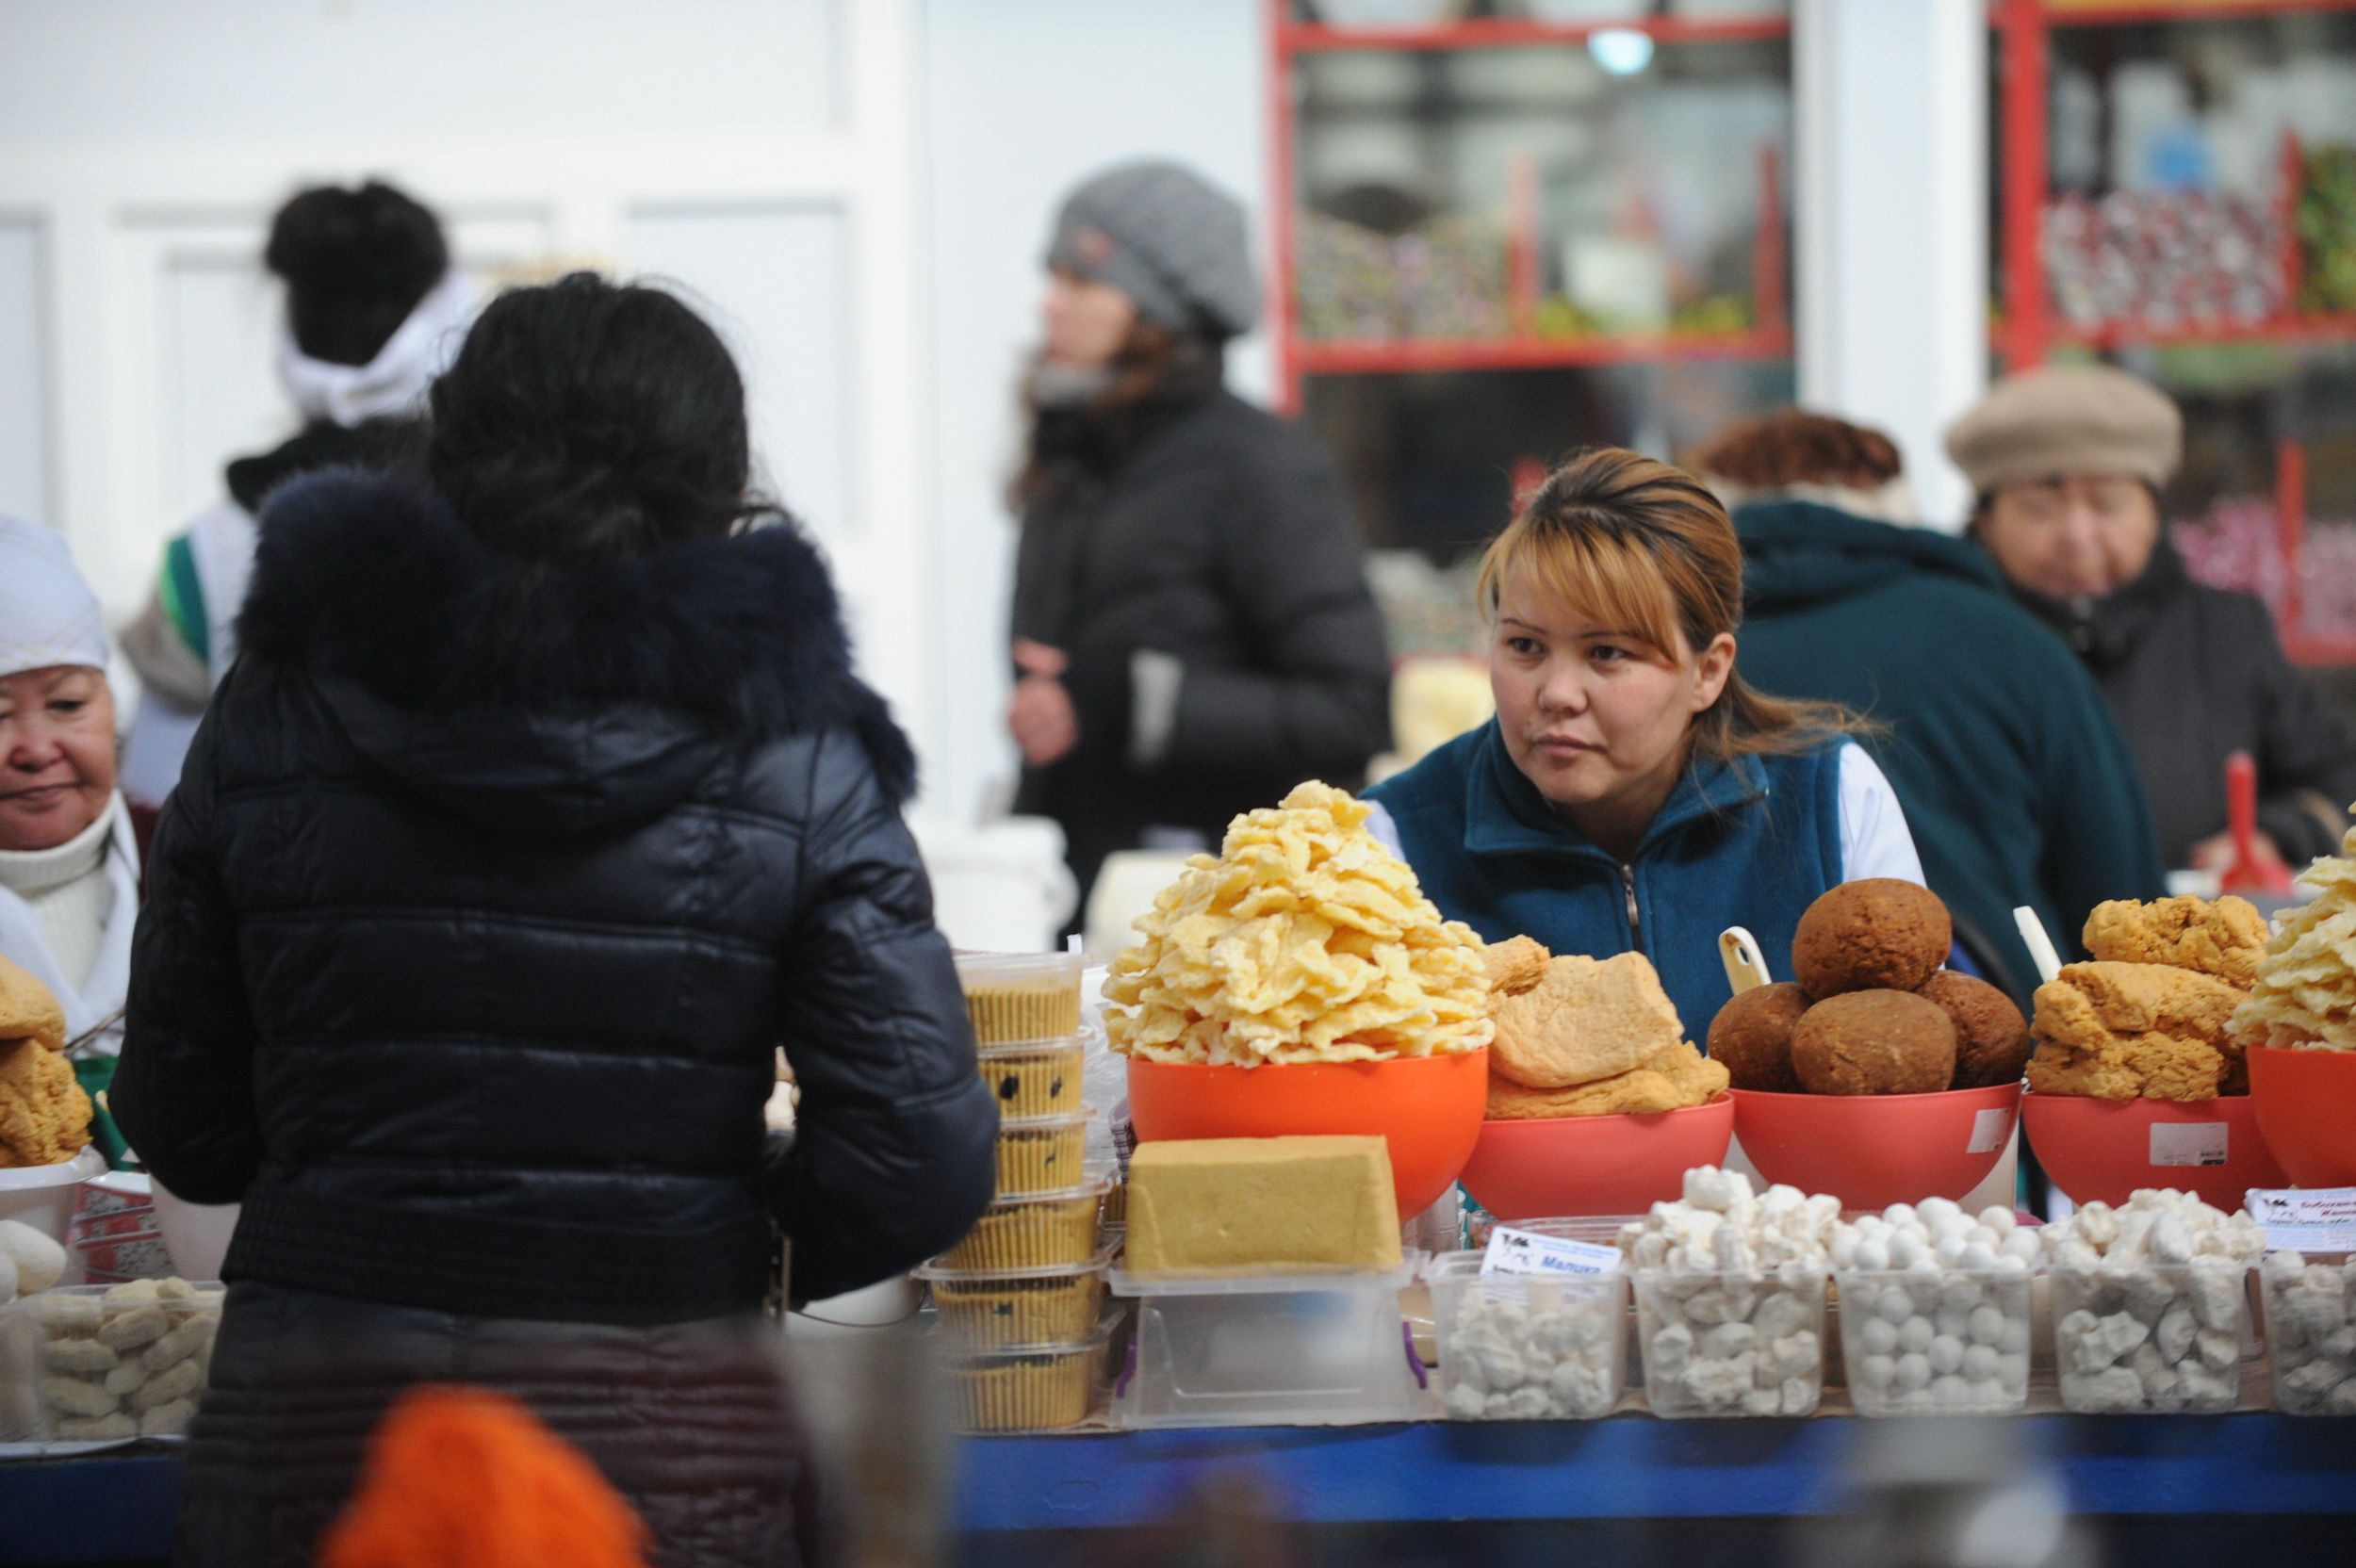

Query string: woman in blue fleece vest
[1365,448,1924,1037]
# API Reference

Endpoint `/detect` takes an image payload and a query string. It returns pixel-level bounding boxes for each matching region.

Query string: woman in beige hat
[1948,364,2356,875]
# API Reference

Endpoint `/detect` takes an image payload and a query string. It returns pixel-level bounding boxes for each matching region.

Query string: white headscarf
[277,265,476,429]
[0,516,108,679]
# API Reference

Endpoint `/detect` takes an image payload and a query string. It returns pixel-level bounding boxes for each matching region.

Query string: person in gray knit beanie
[1044,161,1259,339]
[1006,160,1390,926]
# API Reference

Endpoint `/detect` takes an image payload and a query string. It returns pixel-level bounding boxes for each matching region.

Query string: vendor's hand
[2188,828,2284,875]
[1008,640,1078,767]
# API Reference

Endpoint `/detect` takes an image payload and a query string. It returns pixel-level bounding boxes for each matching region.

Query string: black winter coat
[1010,386,1391,901]
[2007,540,2356,870]
[112,471,998,1566]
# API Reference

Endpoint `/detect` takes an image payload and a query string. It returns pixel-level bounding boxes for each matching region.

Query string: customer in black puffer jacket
[112,274,998,1568]
[1007,162,1391,912]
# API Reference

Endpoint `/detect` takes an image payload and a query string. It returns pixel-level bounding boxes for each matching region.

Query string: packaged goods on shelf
[2259,1250,2356,1416]
[1426,1252,1625,1421]
[2041,1189,2263,1415]
[0,1280,221,1443]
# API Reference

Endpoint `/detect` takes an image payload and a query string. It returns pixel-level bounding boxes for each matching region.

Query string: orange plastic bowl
[1457,1096,1735,1220]
[2020,1090,2285,1211]
[1730,1083,2021,1211]
[1125,1049,1488,1219]
[2249,1047,2356,1188]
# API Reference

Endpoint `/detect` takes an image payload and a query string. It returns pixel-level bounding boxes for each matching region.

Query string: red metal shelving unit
[1268,0,1795,414]
[1996,0,2356,665]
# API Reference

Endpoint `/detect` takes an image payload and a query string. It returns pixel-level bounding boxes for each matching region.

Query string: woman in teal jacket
[1366,448,1924,1036]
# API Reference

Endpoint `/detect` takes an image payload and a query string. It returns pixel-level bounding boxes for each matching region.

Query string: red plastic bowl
[1457,1095,1735,1220]
[2248,1047,2356,1188]
[1125,1049,1488,1219]
[2020,1090,2285,1211]
[1731,1083,2021,1210]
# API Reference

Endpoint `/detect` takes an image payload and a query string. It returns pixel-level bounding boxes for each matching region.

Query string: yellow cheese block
[1125,1135,1401,1274]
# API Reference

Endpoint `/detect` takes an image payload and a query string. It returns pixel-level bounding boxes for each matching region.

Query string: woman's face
[1039,268,1137,369]
[1978,474,2161,599]
[0,665,116,852]
[1490,575,1736,822]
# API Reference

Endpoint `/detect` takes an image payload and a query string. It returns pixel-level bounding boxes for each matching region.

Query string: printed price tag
[1481,1225,1623,1280]
[2150,1121,2229,1168]
[1966,1108,2014,1154]
[2246,1188,2356,1253]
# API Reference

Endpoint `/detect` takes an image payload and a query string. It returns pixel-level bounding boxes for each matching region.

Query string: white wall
[0,0,938,781]
[916,0,1271,823]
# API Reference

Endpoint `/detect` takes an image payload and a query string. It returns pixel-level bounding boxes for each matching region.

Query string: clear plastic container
[1632,1266,1827,1418]
[956,951,1085,1046]
[2259,1251,2356,1416]
[1424,1251,1625,1420]
[994,1109,1094,1197]
[937,1178,1107,1272]
[1837,1267,2034,1415]
[2051,1262,2248,1414]
[1108,1256,1428,1428]
[978,1031,1092,1119]
[941,1323,1111,1432]
[0,1280,222,1445]
[1464,1212,1644,1252]
[916,1250,1115,1349]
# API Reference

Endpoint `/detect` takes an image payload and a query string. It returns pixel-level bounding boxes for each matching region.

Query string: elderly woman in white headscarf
[0,517,139,1157]
[118,180,468,804]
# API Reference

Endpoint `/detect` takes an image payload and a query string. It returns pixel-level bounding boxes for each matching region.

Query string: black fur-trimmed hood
[238,468,914,836]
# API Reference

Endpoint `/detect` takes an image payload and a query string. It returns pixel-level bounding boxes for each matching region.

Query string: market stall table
[8,1413,2355,1567]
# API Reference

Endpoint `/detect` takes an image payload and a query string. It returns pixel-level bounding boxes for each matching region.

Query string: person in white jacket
[118,181,469,806]
[0,516,140,1160]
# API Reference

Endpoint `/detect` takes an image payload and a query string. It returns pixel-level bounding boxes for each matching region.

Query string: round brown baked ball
[1790,989,1957,1096]
[1916,971,2031,1089]
[1706,982,1810,1093]
[1792,879,1953,999]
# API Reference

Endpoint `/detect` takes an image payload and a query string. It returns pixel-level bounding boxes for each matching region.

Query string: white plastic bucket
[150,1185,239,1282]
[0,1148,106,1250]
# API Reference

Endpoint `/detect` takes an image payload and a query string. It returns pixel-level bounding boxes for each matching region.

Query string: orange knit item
[318,1385,652,1568]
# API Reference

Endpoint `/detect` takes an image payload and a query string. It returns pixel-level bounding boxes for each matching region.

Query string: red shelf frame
[2040,0,2356,26]
[1998,0,2356,664]
[1279,14,1790,53]
[1268,1,1794,410]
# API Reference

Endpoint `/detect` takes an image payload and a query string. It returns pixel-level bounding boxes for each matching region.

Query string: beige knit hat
[1945,365,2183,493]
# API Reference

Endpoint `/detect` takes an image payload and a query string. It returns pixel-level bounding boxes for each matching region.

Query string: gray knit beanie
[1045,161,1259,339]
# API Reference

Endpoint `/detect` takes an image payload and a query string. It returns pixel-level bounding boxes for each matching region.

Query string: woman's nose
[1538,663,1587,714]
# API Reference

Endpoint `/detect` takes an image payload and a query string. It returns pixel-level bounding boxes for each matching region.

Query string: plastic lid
[915,1242,1120,1282]
[975,1022,1100,1059]
[955,950,1086,984]
[999,1106,1099,1133]
[1108,1250,1423,1297]
[936,1315,1118,1364]
[978,1174,1112,1211]
[0,1146,106,1191]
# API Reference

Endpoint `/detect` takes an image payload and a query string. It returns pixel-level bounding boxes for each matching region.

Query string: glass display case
[1271,1,1795,580]
[1993,0,2356,665]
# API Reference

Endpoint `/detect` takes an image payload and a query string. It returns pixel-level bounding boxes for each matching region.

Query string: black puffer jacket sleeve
[114,711,264,1205]
[763,727,998,1304]
[1167,441,1392,781]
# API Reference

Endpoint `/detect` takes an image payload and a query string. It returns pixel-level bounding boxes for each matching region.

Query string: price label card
[2150,1121,2229,1168]
[1481,1225,1623,1279]
[2246,1188,2356,1253]
[1967,1108,2014,1154]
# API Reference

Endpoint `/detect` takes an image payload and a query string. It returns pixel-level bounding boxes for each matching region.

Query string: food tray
[2260,1251,2356,1416]
[1632,1266,1828,1419]
[978,1033,1091,1119]
[1837,1267,2034,1415]
[995,1110,1094,1197]
[0,1281,222,1446]
[941,1324,1111,1432]
[917,1250,1116,1349]
[2050,1263,2248,1414]
[1425,1251,1626,1420]
[957,951,1085,1046]
[937,1178,1108,1272]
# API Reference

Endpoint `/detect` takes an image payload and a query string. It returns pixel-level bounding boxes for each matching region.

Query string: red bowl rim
[2017,1088,2258,1114]
[1126,1047,1487,1075]
[1729,1081,2024,1107]
[2248,1044,2356,1065]
[1478,1093,1734,1132]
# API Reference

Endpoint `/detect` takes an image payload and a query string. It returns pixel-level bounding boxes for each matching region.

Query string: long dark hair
[1007,320,1222,514]
[267,181,448,367]
[427,273,759,562]
[1480,447,1867,766]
